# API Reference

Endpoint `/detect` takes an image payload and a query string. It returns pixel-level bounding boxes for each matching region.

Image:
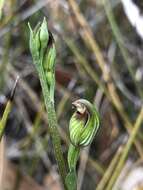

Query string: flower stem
[68,143,80,171]
[36,62,67,188]
[66,143,80,190]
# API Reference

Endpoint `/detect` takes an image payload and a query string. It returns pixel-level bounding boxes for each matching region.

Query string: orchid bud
[43,42,56,84]
[28,18,56,101]
[43,42,56,101]
[39,17,49,55]
[28,18,49,63]
[69,99,100,147]
[28,23,41,62]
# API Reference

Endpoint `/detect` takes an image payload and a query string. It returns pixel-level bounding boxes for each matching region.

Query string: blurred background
[0,0,143,189]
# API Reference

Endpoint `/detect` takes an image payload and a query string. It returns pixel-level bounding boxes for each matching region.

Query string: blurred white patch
[121,168,143,189]
[135,68,143,81]
[0,95,6,104]
[113,160,143,190]
[121,0,143,39]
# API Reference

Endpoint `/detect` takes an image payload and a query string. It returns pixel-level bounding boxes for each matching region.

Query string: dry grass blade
[96,145,123,190]
[106,106,143,190]
[0,138,5,190]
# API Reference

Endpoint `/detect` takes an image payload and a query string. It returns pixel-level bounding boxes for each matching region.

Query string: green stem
[68,143,80,171]
[66,143,80,190]
[36,62,67,188]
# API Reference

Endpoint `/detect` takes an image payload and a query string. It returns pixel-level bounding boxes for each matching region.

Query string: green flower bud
[28,18,49,63]
[39,17,49,54]
[28,18,57,102]
[43,43,56,76]
[69,99,100,147]
[43,41,56,102]
[28,23,41,62]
